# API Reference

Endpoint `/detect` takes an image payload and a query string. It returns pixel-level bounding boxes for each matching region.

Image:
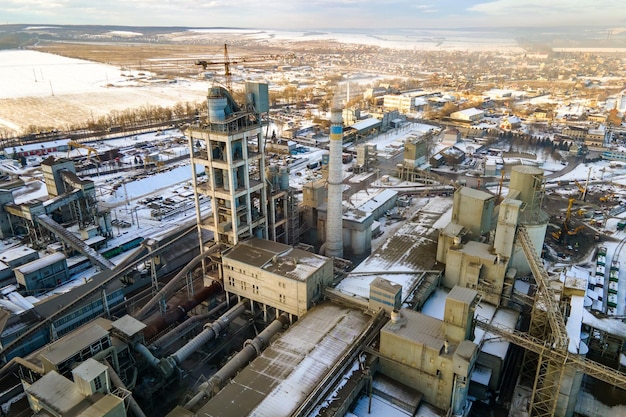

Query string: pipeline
[142,283,221,341]
[103,360,147,417]
[134,243,225,321]
[184,313,289,411]
[133,300,248,379]
[149,298,231,352]
[171,300,247,366]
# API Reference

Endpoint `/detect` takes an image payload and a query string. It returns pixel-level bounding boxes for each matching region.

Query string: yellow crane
[66,140,101,162]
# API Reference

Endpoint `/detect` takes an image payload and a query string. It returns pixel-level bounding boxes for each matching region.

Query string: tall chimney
[326,108,344,258]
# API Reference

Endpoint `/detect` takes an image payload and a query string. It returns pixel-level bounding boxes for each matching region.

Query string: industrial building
[4,75,626,417]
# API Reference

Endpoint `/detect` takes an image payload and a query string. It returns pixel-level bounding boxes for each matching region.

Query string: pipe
[134,243,224,320]
[103,360,147,417]
[133,300,247,379]
[170,300,247,366]
[134,343,160,369]
[184,314,289,411]
[91,346,120,377]
[150,298,231,352]
[142,283,221,340]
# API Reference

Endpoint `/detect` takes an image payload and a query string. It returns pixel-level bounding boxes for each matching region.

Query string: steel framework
[498,226,626,417]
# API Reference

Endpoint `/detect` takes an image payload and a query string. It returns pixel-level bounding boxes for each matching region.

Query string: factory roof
[224,238,329,282]
[441,222,466,237]
[383,308,444,352]
[348,117,382,132]
[0,245,37,264]
[72,358,107,382]
[457,240,498,262]
[456,186,494,201]
[39,322,109,366]
[11,139,69,153]
[15,252,66,275]
[452,108,484,117]
[31,268,124,319]
[26,371,86,414]
[355,188,398,214]
[26,369,122,416]
[447,286,478,306]
[337,197,452,300]
[111,314,146,338]
[197,303,371,417]
[371,276,402,294]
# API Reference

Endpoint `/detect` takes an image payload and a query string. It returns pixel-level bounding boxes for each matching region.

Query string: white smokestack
[326,108,344,258]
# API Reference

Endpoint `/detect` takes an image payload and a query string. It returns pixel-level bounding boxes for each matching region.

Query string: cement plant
[1,24,626,417]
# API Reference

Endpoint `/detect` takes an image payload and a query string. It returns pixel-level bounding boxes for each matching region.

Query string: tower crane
[195,43,288,92]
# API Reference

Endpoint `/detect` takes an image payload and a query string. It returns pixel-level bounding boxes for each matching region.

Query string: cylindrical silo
[207,88,228,121]
[279,166,290,190]
[509,165,544,208]
[326,108,344,258]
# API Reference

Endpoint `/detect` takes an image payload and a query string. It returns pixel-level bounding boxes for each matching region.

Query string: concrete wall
[223,256,333,317]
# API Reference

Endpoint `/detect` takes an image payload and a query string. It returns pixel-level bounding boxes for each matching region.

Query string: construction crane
[551,198,586,242]
[67,140,101,162]
[195,43,287,92]
[574,179,587,201]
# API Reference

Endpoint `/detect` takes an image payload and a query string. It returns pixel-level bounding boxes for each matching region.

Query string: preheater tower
[326,108,344,258]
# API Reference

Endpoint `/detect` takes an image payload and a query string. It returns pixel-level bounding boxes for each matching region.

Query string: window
[278,282,286,288]
[228,276,235,286]
[253,285,259,295]
[279,294,286,303]
[241,282,247,291]
[94,376,102,390]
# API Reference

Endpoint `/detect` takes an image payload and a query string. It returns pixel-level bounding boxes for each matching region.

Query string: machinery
[551,198,585,242]
[67,140,101,162]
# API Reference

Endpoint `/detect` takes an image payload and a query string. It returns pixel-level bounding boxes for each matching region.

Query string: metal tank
[509,165,544,209]
[279,166,290,190]
[207,87,228,121]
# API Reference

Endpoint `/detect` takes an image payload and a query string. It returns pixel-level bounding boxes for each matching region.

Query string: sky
[1,0,625,30]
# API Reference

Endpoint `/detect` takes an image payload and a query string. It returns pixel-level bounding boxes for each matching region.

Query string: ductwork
[149,298,232,352]
[184,313,289,411]
[133,300,248,379]
[103,360,147,417]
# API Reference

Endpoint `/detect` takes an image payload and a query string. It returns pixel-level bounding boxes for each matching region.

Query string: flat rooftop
[196,302,372,417]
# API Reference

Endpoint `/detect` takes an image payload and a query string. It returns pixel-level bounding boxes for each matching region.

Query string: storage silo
[507,165,549,275]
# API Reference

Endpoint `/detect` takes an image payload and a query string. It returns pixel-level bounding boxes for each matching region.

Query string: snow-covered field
[0,50,209,134]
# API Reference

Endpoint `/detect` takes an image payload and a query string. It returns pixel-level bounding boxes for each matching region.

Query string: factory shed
[346,117,382,136]
[196,303,372,417]
[14,252,69,293]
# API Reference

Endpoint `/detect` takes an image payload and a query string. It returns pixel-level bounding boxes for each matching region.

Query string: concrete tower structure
[325,108,344,258]
[188,84,269,246]
[507,165,549,275]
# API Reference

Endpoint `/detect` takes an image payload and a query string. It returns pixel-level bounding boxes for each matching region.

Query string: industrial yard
[1,23,626,417]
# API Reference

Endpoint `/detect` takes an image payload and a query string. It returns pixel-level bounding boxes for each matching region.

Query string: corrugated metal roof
[40,323,109,366]
[197,303,371,417]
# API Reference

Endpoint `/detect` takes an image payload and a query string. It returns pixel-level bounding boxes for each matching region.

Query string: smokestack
[326,108,344,258]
